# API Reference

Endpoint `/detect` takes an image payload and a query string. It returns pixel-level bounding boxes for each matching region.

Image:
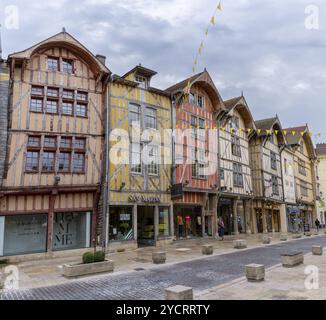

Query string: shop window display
[109,207,133,241]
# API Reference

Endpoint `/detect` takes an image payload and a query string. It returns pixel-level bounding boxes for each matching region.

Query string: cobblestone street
[1,235,326,300]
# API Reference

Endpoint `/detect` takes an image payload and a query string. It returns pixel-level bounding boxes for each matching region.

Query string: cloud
[1,0,325,141]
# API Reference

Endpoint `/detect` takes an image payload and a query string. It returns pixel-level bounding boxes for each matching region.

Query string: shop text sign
[128,194,161,203]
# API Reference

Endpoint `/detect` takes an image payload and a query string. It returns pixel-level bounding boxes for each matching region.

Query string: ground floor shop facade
[173,192,217,239]
[108,191,173,250]
[0,187,98,257]
[286,203,315,232]
[252,199,287,234]
[217,196,253,235]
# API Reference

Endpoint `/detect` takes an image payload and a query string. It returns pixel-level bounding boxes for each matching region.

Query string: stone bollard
[245,264,265,282]
[152,251,166,264]
[165,285,193,300]
[312,246,323,256]
[292,234,302,239]
[280,233,287,241]
[233,239,247,249]
[201,244,214,255]
[305,232,312,237]
[262,236,271,244]
[281,251,304,267]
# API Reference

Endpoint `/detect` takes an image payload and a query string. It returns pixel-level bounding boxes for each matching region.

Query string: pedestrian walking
[218,218,225,241]
[315,218,321,232]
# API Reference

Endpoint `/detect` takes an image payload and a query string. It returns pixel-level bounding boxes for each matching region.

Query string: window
[233,163,244,188]
[231,136,241,157]
[129,103,140,125]
[42,152,55,172]
[58,152,71,172]
[28,136,41,148]
[190,115,197,138]
[159,208,170,237]
[63,89,74,100]
[197,95,204,108]
[31,86,44,96]
[47,87,59,98]
[26,151,39,172]
[301,182,308,197]
[48,57,59,71]
[220,169,225,180]
[147,146,159,175]
[76,103,87,117]
[62,101,73,115]
[109,207,133,241]
[197,118,206,141]
[198,150,206,179]
[299,159,306,176]
[135,75,147,89]
[284,158,288,175]
[46,100,58,114]
[73,153,85,173]
[30,98,43,112]
[60,137,72,149]
[62,59,74,74]
[231,116,239,129]
[271,151,277,170]
[271,175,279,195]
[44,136,56,148]
[77,91,88,102]
[131,143,142,174]
[189,93,196,105]
[145,108,157,129]
[74,138,86,150]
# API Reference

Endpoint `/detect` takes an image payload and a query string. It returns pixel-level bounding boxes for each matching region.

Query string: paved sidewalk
[199,251,326,300]
[0,233,325,299]
[1,232,293,289]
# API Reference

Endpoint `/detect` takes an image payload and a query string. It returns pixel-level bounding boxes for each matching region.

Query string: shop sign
[171,183,183,199]
[287,206,300,214]
[128,194,161,203]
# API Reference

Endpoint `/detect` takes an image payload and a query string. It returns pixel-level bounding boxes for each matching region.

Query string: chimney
[96,54,106,66]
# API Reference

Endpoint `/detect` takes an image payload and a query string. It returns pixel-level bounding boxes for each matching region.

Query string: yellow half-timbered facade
[108,65,173,249]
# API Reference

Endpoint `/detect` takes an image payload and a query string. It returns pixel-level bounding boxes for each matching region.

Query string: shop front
[108,192,173,249]
[174,205,203,239]
[286,205,301,232]
[0,211,92,257]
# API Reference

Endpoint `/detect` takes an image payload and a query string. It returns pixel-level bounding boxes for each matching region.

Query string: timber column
[0,61,9,186]
[262,202,268,234]
[47,190,57,253]
[233,199,239,236]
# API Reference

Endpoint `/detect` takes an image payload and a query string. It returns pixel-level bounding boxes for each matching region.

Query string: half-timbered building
[107,65,173,250]
[284,126,317,230]
[0,31,110,257]
[217,96,255,235]
[250,116,287,234]
[166,70,224,239]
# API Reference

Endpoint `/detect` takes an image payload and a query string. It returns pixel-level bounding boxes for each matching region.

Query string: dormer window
[197,95,204,108]
[48,57,59,71]
[135,75,147,89]
[62,59,74,74]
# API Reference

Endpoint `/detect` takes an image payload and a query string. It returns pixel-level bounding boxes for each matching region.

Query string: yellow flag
[258,129,262,134]
[247,128,251,134]
[239,128,243,133]
[266,129,271,135]
[300,131,305,136]
[210,15,215,25]
[283,130,287,135]
[221,127,226,131]
[217,2,222,11]
[292,131,296,136]
[274,130,279,135]
[205,28,209,36]
[309,131,313,137]
[317,132,321,137]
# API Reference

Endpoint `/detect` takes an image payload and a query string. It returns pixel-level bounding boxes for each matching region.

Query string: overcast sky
[1,0,325,142]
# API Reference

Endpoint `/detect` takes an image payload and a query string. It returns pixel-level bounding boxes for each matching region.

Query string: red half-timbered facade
[166,71,225,238]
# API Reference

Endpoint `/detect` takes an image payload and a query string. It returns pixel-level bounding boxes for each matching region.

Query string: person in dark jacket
[218,218,225,241]
[315,218,321,232]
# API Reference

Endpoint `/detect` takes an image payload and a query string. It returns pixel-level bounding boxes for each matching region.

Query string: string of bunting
[220,127,322,138]
[175,1,222,108]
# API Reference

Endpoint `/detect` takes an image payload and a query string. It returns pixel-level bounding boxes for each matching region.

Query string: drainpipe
[103,79,111,250]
